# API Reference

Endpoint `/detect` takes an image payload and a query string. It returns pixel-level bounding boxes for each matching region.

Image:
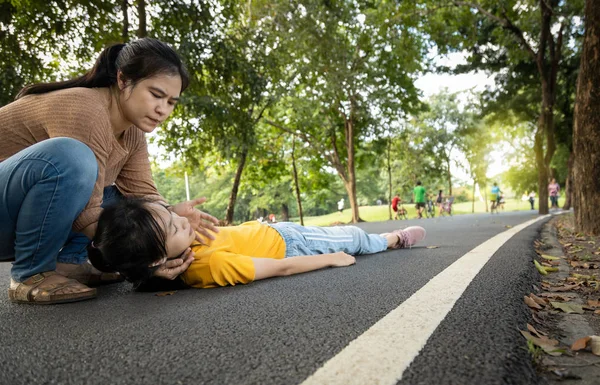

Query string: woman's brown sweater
[0,87,163,231]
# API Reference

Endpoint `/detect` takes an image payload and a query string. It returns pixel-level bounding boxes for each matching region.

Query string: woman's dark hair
[87,197,168,283]
[16,38,189,99]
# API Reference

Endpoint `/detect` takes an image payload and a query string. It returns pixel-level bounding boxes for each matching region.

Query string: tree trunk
[136,0,146,38]
[563,151,573,210]
[121,0,129,42]
[387,137,392,220]
[280,203,289,222]
[224,149,248,225]
[484,189,488,212]
[573,0,600,235]
[345,118,362,223]
[446,158,452,196]
[291,136,304,226]
[472,180,476,213]
[534,122,549,214]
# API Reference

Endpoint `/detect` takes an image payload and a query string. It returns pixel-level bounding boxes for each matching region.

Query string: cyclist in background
[490,182,502,214]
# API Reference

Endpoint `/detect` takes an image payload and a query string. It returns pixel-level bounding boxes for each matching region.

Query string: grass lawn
[293,197,565,227]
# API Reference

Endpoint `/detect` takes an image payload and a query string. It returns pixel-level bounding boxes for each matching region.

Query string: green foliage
[0,0,122,106]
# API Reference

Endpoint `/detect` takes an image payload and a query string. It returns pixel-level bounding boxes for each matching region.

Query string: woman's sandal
[56,262,125,287]
[8,271,97,305]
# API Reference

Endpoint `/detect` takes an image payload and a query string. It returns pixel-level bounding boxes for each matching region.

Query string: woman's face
[148,203,196,264]
[118,73,182,133]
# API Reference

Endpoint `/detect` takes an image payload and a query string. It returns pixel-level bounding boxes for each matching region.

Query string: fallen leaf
[539,293,577,301]
[525,295,542,309]
[155,291,177,297]
[527,323,548,337]
[520,330,562,356]
[534,260,548,275]
[589,300,600,307]
[544,283,581,292]
[548,260,561,266]
[530,293,547,306]
[550,301,585,314]
[595,310,600,315]
[591,336,600,355]
[573,273,595,280]
[541,254,560,261]
[572,336,591,351]
[562,243,573,248]
[426,246,439,249]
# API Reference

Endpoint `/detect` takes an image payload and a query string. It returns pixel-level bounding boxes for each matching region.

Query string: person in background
[548,178,561,209]
[490,182,502,214]
[528,191,536,210]
[413,181,426,219]
[338,198,345,214]
[391,193,401,220]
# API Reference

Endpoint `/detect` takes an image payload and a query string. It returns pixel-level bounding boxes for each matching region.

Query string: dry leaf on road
[525,295,543,309]
[550,301,585,314]
[520,330,562,356]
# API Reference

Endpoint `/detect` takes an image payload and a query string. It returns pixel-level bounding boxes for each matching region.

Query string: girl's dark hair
[88,197,168,283]
[16,38,189,99]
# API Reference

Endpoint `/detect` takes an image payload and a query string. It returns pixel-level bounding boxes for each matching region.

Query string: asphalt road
[0,210,548,385]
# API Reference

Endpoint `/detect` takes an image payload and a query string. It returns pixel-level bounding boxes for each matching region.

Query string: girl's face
[118,73,182,133]
[149,203,196,263]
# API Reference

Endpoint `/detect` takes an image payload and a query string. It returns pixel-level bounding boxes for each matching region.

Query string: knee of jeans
[50,138,98,192]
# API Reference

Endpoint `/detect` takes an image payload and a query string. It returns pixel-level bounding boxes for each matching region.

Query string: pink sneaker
[387,226,426,249]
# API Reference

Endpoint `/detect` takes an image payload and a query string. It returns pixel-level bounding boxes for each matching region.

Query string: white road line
[301,214,550,385]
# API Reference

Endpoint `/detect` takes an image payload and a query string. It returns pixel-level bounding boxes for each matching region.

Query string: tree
[263,1,425,222]
[572,0,600,235]
[154,3,278,224]
[414,90,470,196]
[0,0,122,106]
[426,0,584,214]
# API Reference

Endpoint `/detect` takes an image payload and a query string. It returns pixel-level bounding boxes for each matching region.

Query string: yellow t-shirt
[181,222,286,288]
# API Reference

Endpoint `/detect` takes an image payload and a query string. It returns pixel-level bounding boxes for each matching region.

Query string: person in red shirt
[391,194,401,220]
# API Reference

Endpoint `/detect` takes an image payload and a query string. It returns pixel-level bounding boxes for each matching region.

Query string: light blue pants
[269,222,388,257]
[0,138,99,282]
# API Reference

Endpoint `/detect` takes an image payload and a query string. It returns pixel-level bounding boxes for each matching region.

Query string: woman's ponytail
[16,43,126,99]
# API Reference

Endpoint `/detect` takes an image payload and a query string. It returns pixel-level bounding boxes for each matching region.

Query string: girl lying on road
[88,198,427,289]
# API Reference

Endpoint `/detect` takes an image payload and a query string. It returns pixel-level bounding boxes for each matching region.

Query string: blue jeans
[0,138,98,282]
[269,222,387,257]
[57,185,123,266]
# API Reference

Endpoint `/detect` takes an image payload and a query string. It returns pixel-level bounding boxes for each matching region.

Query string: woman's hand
[153,248,194,280]
[170,197,220,243]
[329,252,356,267]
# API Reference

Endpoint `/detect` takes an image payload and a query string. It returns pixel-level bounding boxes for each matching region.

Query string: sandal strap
[11,272,94,303]
[14,272,57,301]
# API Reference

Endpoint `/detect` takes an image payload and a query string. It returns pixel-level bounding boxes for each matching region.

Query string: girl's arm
[252,252,356,281]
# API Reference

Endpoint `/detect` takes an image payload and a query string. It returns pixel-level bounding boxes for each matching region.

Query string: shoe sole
[8,290,97,305]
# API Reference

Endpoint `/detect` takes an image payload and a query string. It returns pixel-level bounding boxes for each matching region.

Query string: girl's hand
[153,248,194,280]
[330,252,356,267]
[170,197,220,244]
